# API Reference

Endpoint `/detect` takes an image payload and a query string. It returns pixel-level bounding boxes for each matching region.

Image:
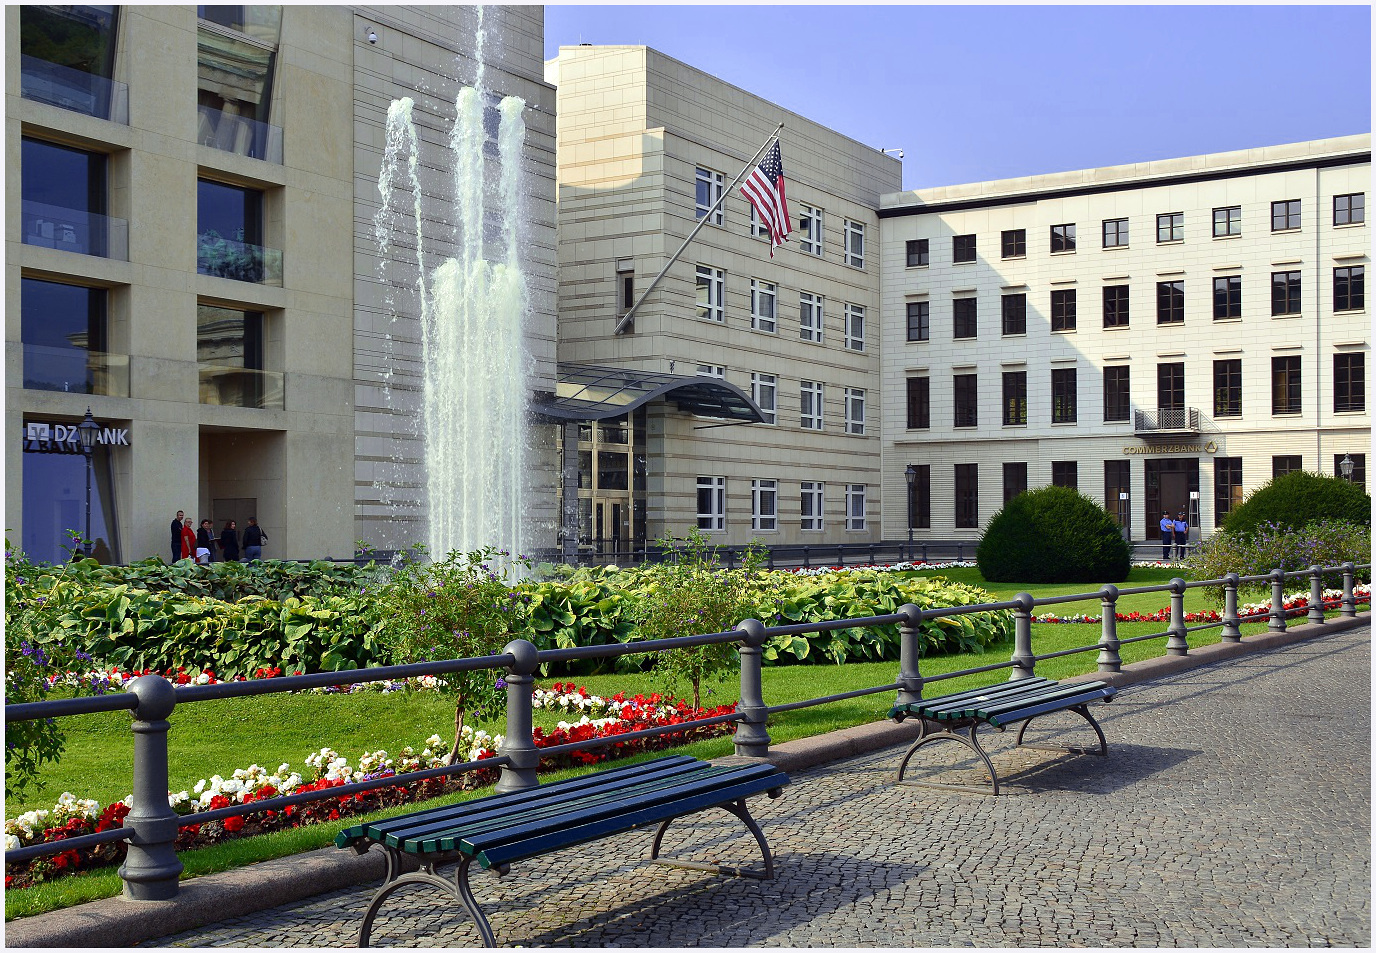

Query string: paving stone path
[145,625,1370,948]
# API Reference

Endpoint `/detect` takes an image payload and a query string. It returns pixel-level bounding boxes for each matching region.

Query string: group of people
[170,510,267,565]
[1159,510,1190,560]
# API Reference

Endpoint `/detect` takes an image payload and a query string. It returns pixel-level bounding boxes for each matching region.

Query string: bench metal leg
[1013,703,1109,757]
[357,852,496,948]
[895,719,1003,796]
[648,798,776,880]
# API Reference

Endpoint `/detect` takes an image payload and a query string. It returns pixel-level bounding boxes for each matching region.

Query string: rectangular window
[1334,193,1365,226]
[1157,212,1184,242]
[750,278,777,332]
[1213,359,1242,417]
[1003,462,1028,504]
[844,387,866,435]
[1157,280,1185,324]
[1051,461,1078,489]
[696,476,725,531]
[1158,362,1185,412]
[905,237,928,267]
[1001,229,1026,258]
[798,204,823,256]
[843,219,865,268]
[751,479,777,532]
[800,380,824,430]
[953,373,978,427]
[199,177,274,283]
[1052,368,1077,423]
[910,463,931,530]
[617,264,635,316]
[846,484,866,531]
[801,482,825,531]
[953,233,976,263]
[1271,199,1301,231]
[1001,293,1027,335]
[1102,217,1129,248]
[695,265,724,323]
[1335,353,1365,413]
[20,277,112,395]
[1335,266,1365,311]
[1050,223,1076,253]
[1105,460,1130,529]
[747,204,770,240]
[906,377,930,430]
[1272,455,1302,478]
[1335,453,1366,489]
[1104,366,1131,422]
[1051,288,1076,332]
[1272,356,1302,415]
[1103,285,1130,328]
[1272,271,1301,315]
[750,372,777,425]
[695,167,723,225]
[1213,205,1242,237]
[696,364,724,380]
[799,291,823,342]
[953,297,978,339]
[197,303,267,408]
[22,137,111,258]
[1002,371,1027,426]
[844,303,865,351]
[954,464,979,528]
[1215,457,1243,522]
[1212,275,1242,320]
[906,300,930,342]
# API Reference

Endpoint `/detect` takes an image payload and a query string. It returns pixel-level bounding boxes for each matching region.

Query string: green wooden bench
[336,754,789,947]
[889,676,1117,795]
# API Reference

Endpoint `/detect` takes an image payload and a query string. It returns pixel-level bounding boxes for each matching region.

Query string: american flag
[740,140,791,255]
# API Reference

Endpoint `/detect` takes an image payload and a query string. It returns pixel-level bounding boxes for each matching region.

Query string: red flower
[222,816,245,833]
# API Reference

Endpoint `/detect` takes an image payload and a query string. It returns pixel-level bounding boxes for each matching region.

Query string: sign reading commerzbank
[1122,441,1218,455]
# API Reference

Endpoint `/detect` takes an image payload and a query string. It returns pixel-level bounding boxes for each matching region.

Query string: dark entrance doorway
[1145,458,1199,536]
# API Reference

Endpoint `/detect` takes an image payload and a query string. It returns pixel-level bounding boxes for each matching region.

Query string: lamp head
[77,407,99,455]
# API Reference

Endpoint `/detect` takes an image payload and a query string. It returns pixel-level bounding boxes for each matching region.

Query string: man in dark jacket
[219,519,241,562]
[197,519,216,563]
[171,510,185,562]
[243,517,267,562]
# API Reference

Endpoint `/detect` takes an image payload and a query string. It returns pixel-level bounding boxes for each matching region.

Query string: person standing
[242,517,267,562]
[170,510,186,562]
[1174,511,1189,560]
[1159,511,1174,561]
[180,517,197,562]
[196,518,215,564]
[219,519,241,562]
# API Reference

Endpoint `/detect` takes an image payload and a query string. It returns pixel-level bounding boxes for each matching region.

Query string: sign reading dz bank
[22,421,131,454]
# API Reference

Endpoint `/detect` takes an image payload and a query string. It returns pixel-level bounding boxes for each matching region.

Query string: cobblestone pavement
[146,626,1370,948]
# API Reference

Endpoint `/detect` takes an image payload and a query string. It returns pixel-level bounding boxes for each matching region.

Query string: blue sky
[543,5,1372,191]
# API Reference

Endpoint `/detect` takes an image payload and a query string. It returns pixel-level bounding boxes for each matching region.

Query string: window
[843,219,865,268]
[953,234,977,263]
[1103,285,1130,328]
[1213,360,1242,417]
[1001,229,1026,258]
[21,278,114,395]
[751,372,777,425]
[1157,280,1184,324]
[1272,271,1301,316]
[1104,366,1131,422]
[1157,212,1184,243]
[906,377,930,430]
[747,204,770,240]
[1334,453,1366,489]
[696,364,724,380]
[1334,266,1364,311]
[22,137,111,258]
[199,178,273,283]
[1050,223,1076,253]
[1105,460,1130,529]
[197,10,280,161]
[1052,461,1078,489]
[905,238,928,267]
[906,301,930,342]
[695,167,723,224]
[1158,362,1185,412]
[1215,458,1243,522]
[844,303,865,351]
[696,476,725,531]
[695,265,724,323]
[910,464,931,529]
[953,373,978,427]
[1003,462,1028,504]
[800,380,824,430]
[1001,293,1027,335]
[751,479,777,532]
[616,262,635,316]
[1272,356,1301,415]
[1051,289,1076,332]
[1002,371,1027,426]
[1335,353,1365,413]
[1212,276,1241,320]
[1334,193,1365,226]
[799,291,824,342]
[1213,206,1242,237]
[801,482,825,531]
[846,484,866,531]
[1271,199,1301,231]
[845,387,866,435]
[798,204,823,255]
[954,464,979,528]
[953,298,978,339]
[197,304,269,408]
[20,5,122,121]
[1051,368,1077,423]
[1102,218,1129,248]
[750,278,777,332]
[1272,455,1302,478]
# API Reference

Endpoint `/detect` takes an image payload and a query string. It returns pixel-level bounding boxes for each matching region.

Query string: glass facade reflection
[21,425,119,565]
[21,278,112,394]
[19,5,123,121]
[22,137,109,257]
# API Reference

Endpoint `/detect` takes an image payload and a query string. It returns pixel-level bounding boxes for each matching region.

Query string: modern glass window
[20,5,122,121]
[1334,193,1365,226]
[801,482,825,531]
[799,291,824,342]
[1334,266,1364,311]
[1103,285,1130,328]
[911,464,931,530]
[1001,293,1026,335]
[1334,453,1366,488]
[1001,229,1026,258]
[696,476,725,531]
[695,167,723,224]
[954,464,979,529]
[906,300,930,341]
[1271,199,1301,231]
[751,372,777,425]
[1102,218,1129,248]
[1213,205,1242,237]
[1215,457,1243,521]
[845,387,866,435]
[1272,356,1302,415]
[1272,271,1301,316]
[1002,371,1027,425]
[843,219,865,268]
[798,204,823,255]
[1051,368,1077,423]
[953,373,978,427]
[1104,366,1131,422]
[1335,353,1365,413]
[953,298,978,339]
[197,11,280,160]
[22,137,110,257]
[800,380,824,430]
[1003,462,1028,504]
[695,265,724,323]
[1272,455,1302,478]
[1050,223,1076,253]
[1212,276,1242,320]
[953,234,976,263]
[21,278,111,394]
[750,278,777,332]
[844,303,865,351]
[905,238,928,267]
[1157,280,1185,324]
[197,303,267,408]
[198,178,272,283]
[906,377,930,429]
[845,484,866,531]
[1157,212,1184,242]
[1213,359,1242,417]
[1051,461,1078,489]
[751,479,777,532]
[1158,362,1185,412]
[1051,289,1076,332]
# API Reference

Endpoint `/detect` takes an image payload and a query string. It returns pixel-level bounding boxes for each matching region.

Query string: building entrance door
[1144,458,1199,539]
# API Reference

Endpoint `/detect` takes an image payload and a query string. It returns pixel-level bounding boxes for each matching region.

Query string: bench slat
[889,677,1053,719]
[985,687,1116,728]
[936,681,1112,721]
[919,680,1067,719]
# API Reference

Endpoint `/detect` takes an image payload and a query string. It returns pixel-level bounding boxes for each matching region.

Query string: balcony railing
[196,233,283,285]
[198,365,284,409]
[22,200,129,261]
[23,346,130,398]
[196,104,282,164]
[20,54,129,123]
[1134,407,1201,435]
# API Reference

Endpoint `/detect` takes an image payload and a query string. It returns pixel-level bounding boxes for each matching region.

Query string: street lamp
[77,407,100,559]
[904,464,918,560]
[1340,454,1355,482]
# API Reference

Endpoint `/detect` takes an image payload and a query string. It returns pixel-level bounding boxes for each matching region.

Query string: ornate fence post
[1010,593,1036,680]
[1269,569,1288,633]
[495,639,540,794]
[1165,578,1189,655]
[895,603,924,706]
[1308,565,1327,625]
[118,675,183,900]
[1097,585,1121,673]
[734,618,771,757]
[1341,562,1358,618]
[1220,573,1242,642]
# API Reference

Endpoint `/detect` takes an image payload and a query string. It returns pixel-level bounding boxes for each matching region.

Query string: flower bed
[1031,586,1369,624]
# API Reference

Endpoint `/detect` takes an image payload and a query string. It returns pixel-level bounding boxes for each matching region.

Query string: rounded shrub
[1222,470,1371,538]
[976,485,1130,584]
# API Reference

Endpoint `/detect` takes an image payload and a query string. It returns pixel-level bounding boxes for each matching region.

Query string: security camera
[367,30,378,44]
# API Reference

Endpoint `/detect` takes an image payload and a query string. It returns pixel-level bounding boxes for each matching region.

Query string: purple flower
[494,678,507,690]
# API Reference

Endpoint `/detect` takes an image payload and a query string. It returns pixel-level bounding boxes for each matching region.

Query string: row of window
[696,166,867,267]
[905,353,1366,429]
[904,194,1366,267]
[696,477,868,532]
[695,265,869,349]
[709,368,868,433]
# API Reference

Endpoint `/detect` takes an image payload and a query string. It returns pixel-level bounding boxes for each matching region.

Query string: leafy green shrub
[1185,519,1371,603]
[1222,471,1371,538]
[20,556,376,603]
[977,485,1130,583]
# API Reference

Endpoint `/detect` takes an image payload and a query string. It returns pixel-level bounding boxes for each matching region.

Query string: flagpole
[613,121,785,336]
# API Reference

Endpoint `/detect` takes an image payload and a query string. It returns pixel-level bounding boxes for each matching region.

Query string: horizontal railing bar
[1117,630,1170,647]
[6,691,138,723]
[766,682,900,715]
[1030,592,1118,608]
[537,629,741,664]
[4,825,134,864]
[923,600,1021,617]
[920,659,1018,683]
[534,711,744,757]
[1111,583,1176,597]
[1032,643,1102,663]
[173,654,513,704]
[756,613,906,637]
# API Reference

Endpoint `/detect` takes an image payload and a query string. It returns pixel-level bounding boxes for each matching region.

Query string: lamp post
[1339,454,1354,482]
[904,464,918,561]
[77,407,100,559]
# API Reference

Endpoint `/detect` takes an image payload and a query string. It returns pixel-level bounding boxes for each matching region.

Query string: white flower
[6,833,21,851]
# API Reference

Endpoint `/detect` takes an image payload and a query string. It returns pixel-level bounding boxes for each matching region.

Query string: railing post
[118,675,183,900]
[921,543,928,563]
[1165,577,1189,655]
[1010,593,1035,680]
[1220,572,1242,642]
[1308,565,1327,624]
[1341,562,1358,617]
[802,546,810,569]
[734,618,771,757]
[957,542,965,561]
[495,639,540,794]
[1269,569,1288,633]
[1097,585,1121,672]
[895,603,925,706]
